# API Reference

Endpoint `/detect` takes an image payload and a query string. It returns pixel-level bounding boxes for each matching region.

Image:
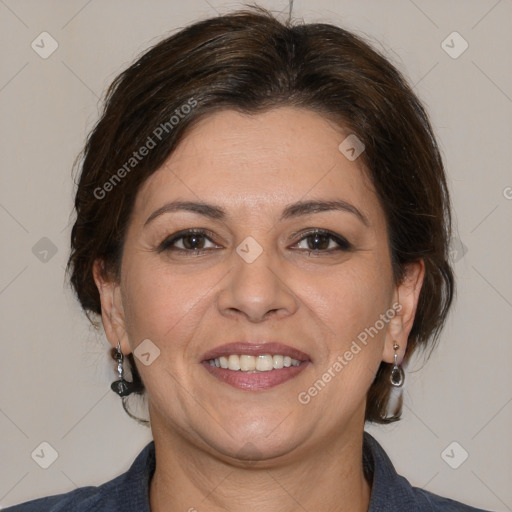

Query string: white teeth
[228,354,240,371]
[273,355,284,369]
[256,354,273,371]
[240,354,256,371]
[209,354,302,372]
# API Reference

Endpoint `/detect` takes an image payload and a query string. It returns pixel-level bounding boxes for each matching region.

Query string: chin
[213,435,302,468]
[197,415,307,465]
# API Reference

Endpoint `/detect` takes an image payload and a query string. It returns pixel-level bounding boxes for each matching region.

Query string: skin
[93,107,424,512]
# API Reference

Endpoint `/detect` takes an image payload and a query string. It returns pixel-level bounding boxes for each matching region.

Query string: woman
[5,8,492,512]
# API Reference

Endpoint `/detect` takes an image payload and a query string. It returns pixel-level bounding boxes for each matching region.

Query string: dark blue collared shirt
[4,432,492,511]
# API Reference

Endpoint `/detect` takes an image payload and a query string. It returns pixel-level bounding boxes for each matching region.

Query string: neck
[149,413,371,512]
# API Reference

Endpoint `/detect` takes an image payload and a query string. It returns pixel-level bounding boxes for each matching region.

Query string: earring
[111,341,133,397]
[390,342,405,387]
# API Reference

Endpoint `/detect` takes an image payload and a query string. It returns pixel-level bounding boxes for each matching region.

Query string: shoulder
[1,485,116,512]
[413,486,494,511]
[363,431,494,512]
[2,441,155,512]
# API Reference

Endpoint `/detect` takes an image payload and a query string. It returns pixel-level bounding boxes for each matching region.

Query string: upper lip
[201,342,311,362]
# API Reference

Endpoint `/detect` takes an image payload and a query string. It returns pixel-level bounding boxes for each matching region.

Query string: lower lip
[201,361,310,391]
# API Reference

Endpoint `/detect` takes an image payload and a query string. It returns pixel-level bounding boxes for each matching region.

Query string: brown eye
[158,229,219,253]
[293,229,351,252]
[305,233,331,250]
[180,233,207,250]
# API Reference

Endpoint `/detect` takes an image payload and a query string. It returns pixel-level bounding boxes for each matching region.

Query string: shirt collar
[112,439,155,512]
[363,431,425,510]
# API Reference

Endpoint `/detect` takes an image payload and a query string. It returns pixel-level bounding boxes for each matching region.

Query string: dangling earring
[390,342,405,387]
[111,341,133,397]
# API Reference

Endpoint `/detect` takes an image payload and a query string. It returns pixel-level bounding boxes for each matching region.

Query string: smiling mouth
[201,347,310,390]
[207,354,302,372]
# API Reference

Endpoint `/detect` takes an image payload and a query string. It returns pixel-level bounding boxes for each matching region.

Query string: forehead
[134,107,380,221]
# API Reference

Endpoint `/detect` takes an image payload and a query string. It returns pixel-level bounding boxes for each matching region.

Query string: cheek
[120,257,220,352]
[298,298,389,421]
[297,258,392,400]
[303,259,393,339]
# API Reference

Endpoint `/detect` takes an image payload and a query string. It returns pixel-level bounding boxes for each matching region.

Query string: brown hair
[67,7,454,424]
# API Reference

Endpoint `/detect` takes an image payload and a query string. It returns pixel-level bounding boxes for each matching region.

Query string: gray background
[0,0,511,510]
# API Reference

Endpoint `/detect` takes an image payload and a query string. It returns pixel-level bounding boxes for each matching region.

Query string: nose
[216,244,298,323]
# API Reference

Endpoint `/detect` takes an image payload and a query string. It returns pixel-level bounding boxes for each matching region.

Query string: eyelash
[157,228,352,256]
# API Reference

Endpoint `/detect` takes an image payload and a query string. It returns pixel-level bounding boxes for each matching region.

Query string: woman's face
[97,107,421,463]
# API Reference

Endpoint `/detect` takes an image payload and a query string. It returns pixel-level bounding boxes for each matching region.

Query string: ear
[382,259,425,364]
[92,259,131,355]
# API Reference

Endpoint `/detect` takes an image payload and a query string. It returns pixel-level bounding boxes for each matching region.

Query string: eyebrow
[144,201,225,227]
[144,199,369,227]
[281,199,369,226]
